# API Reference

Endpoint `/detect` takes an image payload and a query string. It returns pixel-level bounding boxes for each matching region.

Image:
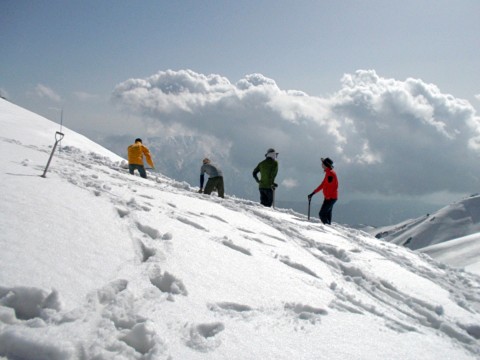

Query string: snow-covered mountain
[1,98,480,359]
[370,195,480,274]
[422,233,480,274]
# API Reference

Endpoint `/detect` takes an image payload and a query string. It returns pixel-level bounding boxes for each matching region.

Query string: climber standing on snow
[253,148,279,207]
[127,138,155,179]
[199,158,225,198]
[308,157,338,225]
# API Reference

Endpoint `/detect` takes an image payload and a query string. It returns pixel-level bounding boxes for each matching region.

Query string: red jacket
[313,168,338,199]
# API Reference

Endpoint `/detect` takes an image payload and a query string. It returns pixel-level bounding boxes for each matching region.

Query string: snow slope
[422,233,480,275]
[370,195,480,274]
[1,98,480,359]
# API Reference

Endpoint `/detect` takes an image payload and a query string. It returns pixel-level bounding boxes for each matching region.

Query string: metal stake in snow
[41,131,65,178]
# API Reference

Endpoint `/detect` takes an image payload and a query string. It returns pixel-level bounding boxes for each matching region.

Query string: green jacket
[253,158,278,189]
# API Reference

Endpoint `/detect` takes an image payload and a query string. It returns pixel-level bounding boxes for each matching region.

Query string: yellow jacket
[128,142,154,168]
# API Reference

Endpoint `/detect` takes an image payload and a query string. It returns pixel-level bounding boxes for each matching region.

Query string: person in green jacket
[252,148,278,207]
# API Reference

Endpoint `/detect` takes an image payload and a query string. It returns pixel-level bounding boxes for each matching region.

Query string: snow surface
[1,98,480,359]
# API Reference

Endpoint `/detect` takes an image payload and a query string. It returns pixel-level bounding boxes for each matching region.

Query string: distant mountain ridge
[370,194,480,250]
[365,194,480,273]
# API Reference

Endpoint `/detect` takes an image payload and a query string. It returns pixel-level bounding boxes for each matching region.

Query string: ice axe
[272,183,278,209]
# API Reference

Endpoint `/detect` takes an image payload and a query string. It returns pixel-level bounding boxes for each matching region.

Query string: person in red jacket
[308,157,338,225]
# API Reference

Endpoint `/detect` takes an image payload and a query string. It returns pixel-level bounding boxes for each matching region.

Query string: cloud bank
[112,69,480,197]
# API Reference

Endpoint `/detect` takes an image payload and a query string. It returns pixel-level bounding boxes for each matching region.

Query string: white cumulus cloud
[281,178,299,189]
[34,84,61,102]
[112,69,480,198]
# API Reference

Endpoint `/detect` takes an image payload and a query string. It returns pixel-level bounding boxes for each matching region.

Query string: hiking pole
[308,198,311,221]
[41,131,64,178]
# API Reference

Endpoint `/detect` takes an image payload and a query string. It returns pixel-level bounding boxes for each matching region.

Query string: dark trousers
[204,176,225,198]
[319,198,337,224]
[129,164,147,178]
[259,188,274,207]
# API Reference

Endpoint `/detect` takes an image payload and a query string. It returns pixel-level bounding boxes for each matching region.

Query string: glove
[307,192,314,201]
[198,189,203,194]
[271,183,278,190]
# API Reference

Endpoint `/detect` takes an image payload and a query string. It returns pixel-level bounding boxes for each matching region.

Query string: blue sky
[2,0,480,225]
[3,1,479,102]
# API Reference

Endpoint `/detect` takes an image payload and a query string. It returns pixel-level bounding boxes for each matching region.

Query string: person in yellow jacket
[127,138,154,178]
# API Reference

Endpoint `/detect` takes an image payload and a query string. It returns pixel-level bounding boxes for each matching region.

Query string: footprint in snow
[95,279,129,305]
[149,266,188,297]
[245,236,266,245]
[185,322,225,353]
[207,214,228,223]
[222,239,251,256]
[126,197,151,211]
[278,256,319,279]
[316,243,351,262]
[176,216,209,231]
[136,222,161,239]
[162,232,173,240]
[88,281,168,358]
[139,194,154,200]
[116,206,130,218]
[262,233,285,242]
[208,302,253,314]
[284,302,328,324]
[118,321,164,356]
[0,285,62,321]
[137,240,156,262]
[237,227,255,234]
